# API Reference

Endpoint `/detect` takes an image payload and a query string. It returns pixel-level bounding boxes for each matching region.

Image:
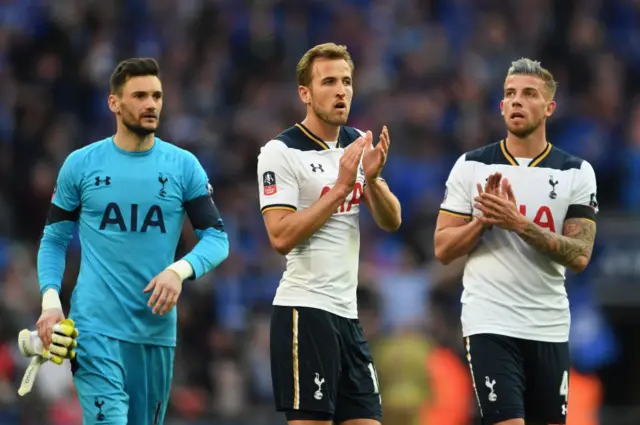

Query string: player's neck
[113,130,155,152]
[301,115,340,142]
[505,131,548,158]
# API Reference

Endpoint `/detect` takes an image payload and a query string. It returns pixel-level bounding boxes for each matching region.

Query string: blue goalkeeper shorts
[71,332,174,425]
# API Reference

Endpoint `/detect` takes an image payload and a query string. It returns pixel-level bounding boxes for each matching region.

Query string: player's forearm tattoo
[518,218,596,269]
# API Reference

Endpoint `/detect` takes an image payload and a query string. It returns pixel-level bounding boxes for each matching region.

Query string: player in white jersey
[434,58,598,425]
[257,43,401,425]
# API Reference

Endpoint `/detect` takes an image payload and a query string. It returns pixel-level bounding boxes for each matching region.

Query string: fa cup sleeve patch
[263,171,277,196]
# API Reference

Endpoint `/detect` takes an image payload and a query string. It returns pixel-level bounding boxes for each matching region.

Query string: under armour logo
[314,373,325,400]
[95,176,111,186]
[562,403,567,416]
[158,174,168,197]
[310,163,324,173]
[549,176,558,199]
[485,376,497,402]
[95,397,106,421]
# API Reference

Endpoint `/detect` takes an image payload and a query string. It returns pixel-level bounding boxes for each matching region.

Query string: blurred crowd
[0,0,639,424]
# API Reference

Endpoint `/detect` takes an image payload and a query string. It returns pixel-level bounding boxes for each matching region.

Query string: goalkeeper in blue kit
[33,58,229,424]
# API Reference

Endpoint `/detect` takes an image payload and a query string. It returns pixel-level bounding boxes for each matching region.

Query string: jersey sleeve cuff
[439,208,473,219]
[261,204,297,214]
[565,204,597,222]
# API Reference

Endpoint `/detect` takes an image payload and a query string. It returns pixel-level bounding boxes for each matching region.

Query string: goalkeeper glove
[18,318,79,365]
[17,318,79,396]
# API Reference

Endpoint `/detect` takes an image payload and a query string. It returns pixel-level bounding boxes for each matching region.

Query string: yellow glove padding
[45,319,79,364]
[18,318,79,366]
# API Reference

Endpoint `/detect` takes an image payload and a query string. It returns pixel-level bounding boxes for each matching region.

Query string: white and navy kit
[257,123,382,422]
[440,140,598,424]
[258,123,366,319]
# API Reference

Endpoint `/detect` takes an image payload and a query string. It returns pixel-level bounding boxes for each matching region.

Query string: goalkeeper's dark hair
[109,58,160,95]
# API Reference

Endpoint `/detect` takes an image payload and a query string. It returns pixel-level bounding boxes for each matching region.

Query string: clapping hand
[474,176,526,232]
[362,127,390,183]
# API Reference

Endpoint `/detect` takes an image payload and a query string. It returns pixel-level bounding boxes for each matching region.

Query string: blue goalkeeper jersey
[37,137,229,346]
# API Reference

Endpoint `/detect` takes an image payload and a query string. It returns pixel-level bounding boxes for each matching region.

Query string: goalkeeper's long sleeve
[37,152,81,295]
[182,227,229,279]
[179,152,229,279]
[38,221,75,294]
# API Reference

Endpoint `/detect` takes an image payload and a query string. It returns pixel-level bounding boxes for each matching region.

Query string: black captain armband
[46,204,80,225]
[565,204,597,222]
[184,195,224,231]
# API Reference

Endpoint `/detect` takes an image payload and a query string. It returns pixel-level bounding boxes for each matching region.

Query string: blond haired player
[257,43,401,425]
[435,58,598,425]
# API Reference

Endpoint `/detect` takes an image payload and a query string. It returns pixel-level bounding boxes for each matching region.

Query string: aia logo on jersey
[519,204,556,233]
[263,171,277,196]
[320,182,363,214]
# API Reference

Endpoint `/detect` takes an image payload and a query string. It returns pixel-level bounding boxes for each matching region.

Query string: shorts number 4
[560,370,569,416]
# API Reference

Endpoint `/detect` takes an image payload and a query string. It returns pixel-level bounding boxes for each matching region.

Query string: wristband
[166,260,194,281]
[42,289,62,311]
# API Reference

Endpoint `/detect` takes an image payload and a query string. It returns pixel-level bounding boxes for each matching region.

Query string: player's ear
[107,94,120,114]
[499,100,505,115]
[298,85,311,105]
[545,100,556,117]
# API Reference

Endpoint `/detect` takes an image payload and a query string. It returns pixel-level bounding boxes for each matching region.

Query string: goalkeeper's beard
[122,115,157,137]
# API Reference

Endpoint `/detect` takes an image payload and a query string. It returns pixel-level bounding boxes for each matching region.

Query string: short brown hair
[505,58,558,99]
[296,43,355,87]
[110,58,160,95]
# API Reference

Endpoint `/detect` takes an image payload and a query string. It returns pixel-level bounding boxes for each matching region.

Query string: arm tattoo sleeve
[518,218,597,271]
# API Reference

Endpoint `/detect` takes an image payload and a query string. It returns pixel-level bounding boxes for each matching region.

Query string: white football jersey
[440,140,599,342]
[257,123,366,319]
